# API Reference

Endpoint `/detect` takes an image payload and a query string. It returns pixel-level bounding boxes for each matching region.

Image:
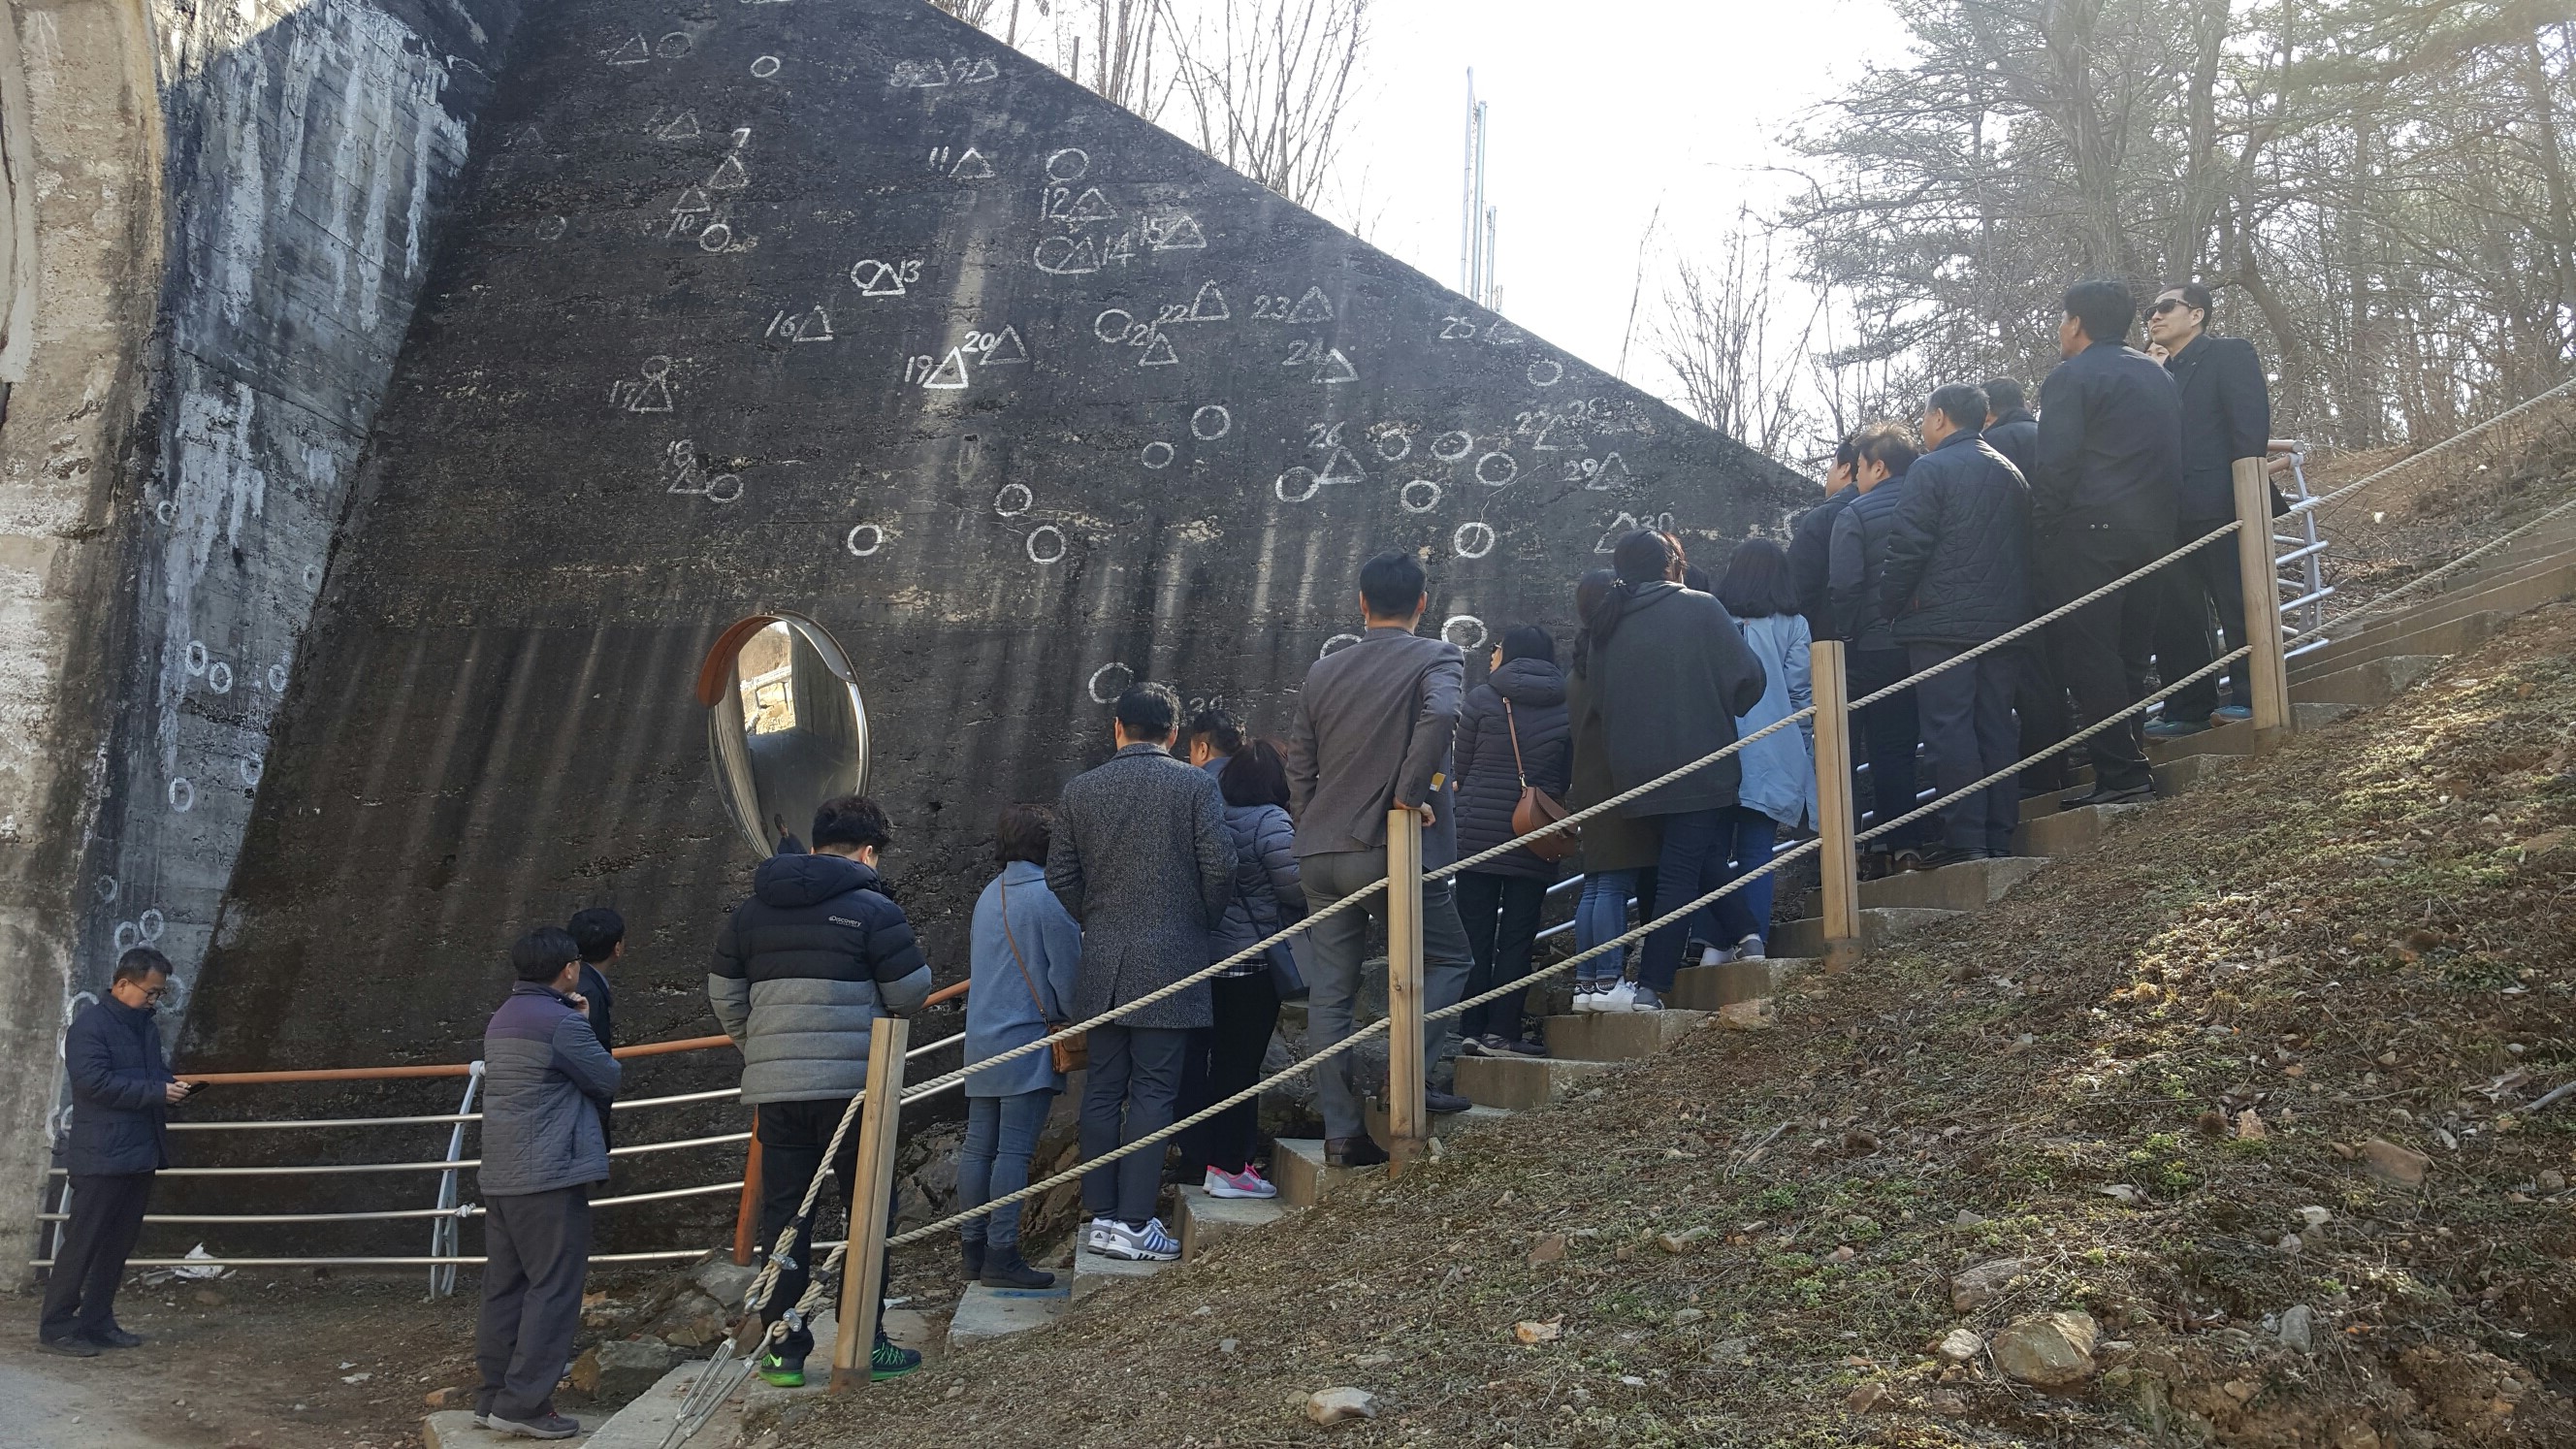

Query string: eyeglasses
[139,986,169,1003]
[2148,298,2194,316]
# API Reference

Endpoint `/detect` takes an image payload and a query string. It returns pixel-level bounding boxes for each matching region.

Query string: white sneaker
[1572,985,1601,1014]
[1598,981,1639,1014]
[1204,1166,1278,1200]
[1734,934,1766,961]
[1097,1217,1180,1262]
[1699,944,1731,967]
[1084,1216,1116,1253]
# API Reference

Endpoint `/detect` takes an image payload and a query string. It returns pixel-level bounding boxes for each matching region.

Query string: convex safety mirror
[694,613,869,857]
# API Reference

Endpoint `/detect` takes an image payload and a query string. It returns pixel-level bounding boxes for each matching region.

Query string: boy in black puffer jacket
[1451,625,1572,1055]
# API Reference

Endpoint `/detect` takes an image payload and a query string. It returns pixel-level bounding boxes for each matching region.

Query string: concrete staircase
[530,506,2576,1449]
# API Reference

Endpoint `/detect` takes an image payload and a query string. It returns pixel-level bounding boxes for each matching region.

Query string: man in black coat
[2142,281,2273,736]
[567,908,624,1147]
[1826,424,1931,865]
[1980,378,2040,480]
[1788,434,1862,639]
[1879,383,2033,866]
[2031,279,2183,805]
[1982,376,2068,791]
[42,948,193,1356]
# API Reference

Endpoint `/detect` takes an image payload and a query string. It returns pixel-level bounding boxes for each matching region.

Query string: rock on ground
[1949,1256,2034,1312]
[1990,1311,2099,1388]
[1304,1387,1377,1424]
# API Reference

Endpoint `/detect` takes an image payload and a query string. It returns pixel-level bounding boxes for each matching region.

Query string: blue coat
[478,982,622,1198]
[62,996,174,1175]
[1731,612,1819,832]
[965,861,1082,1097]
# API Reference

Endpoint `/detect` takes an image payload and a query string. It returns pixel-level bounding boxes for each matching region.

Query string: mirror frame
[693,611,871,859]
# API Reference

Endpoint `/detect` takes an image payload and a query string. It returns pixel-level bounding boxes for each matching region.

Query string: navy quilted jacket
[1879,430,2034,647]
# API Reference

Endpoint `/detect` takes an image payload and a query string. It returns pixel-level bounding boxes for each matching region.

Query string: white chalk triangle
[1061,187,1118,224]
[894,59,950,87]
[705,151,749,191]
[1311,347,1359,385]
[671,185,712,215]
[923,348,971,389]
[1148,212,1207,250]
[655,111,701,141]
[1587,452,1634,490]
[1316,446,1367,484]
[1137,332,1180,368]
[792,305,834,341]
[956,56,1000,82]
[950,146,994,179]
[982,325,1029,364]
[1286,286,1333,324]
[605,33,651,65]
[1185,280,1230,322]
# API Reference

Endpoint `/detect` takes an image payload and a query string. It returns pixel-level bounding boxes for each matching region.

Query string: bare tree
[1162,0,1370,208]
[1657,223,1818,462]
[927,0,1005,27]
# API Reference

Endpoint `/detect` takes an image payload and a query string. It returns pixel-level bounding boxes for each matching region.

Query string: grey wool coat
[1046,743,1239,1030]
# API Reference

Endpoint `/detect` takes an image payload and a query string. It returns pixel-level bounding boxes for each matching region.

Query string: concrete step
[1072,1245,1171,1299]
[2295,608,2500,678]
[1842,854,2048,913]
[1670,956,1814,1012]
[2142,717,2263,763]
[1365,1097,1513,1144]
[2291,654,2446,706]
[2297,701,2360,727]
[948,1280,1070,1346]
[2153,750,2238,796]
[2294,546,2576,673]
[1453,1053,1612,1110]
[1272,1137,1379,1208]
[1175,1183,1297,1262]
[1771,906,1957,959]
[426,1409,603,1447]
[1541,1008,1709,1060]
[2013,801,2149,856]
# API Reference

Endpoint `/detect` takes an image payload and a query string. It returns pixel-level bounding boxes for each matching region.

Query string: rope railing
[2285,488,2576,650]
[2288,373,2576,519]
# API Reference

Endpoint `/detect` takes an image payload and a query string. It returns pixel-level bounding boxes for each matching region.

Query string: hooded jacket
[1212,800,1305,973]
[1879,430,2034,647]
[1452,656,1573,880]
[1590,582,1768,818]
[61,995,174,1176]
[709,852,933,1105]
[479,982,622,1197]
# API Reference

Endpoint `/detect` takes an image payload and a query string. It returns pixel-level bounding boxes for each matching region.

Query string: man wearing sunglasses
[40,946,192,1356]
[2142,282,2272,737]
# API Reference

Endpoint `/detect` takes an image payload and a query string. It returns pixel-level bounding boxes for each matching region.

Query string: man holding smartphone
[41,946,189,1356]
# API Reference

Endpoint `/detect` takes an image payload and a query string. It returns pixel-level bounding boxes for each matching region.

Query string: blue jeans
[1720,810,1779,947]
[957,1089,1054,1250]
[1641,809,1775,992]
[1574,870,1641,985]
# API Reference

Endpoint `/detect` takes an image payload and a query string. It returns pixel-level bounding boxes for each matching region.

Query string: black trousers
[40,1172,152,1340]
[1456,872,1548,1040]
[2039,524,2165,792]
[2012,644,2074,792]
[1847,647,1927,849]
[2156,516,2248,722]
[1197,973,1281,1175]
[1079,1024,1190,1224]
[1909,643,2022,854]
[477,1185,593,1423]
[752,1098,890,1363]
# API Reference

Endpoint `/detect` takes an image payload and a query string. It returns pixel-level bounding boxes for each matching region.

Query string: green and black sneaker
[756,1351,805,1389]
[870,1332,922,1381]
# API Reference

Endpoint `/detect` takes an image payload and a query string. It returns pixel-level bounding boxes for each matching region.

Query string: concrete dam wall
[2,0,1804,1258]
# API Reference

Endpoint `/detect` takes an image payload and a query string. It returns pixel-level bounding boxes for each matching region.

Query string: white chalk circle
[704,472,744,503]
[1190,405,1232,440]
[1431,431,1474,462]
[1375,430,1414,462]
[536,215,568,242]
[240,757,263,787]
[1093,308,1134,343]
[94,876,117,904]
[1318,633,1364,660]
[698,223,732,253]
[1025,524,1068,564]
[268,663,289,692]
[168,777,194,814]
[113,922,138,951]
[1274,467,1322,503]
[751,55,782,79]
[1528,358,1565,387]
[1441,615,1489,651]
[1140,441,1175,469]
[845,523,886,557]
[155,499,175,526]
[1452,522,1497,559]
[1475,451,1521,487]
[1399,479,1444,514]
[655,31,692,58]
[1087,662,1134,703]
[1046,147,1091,181]
[209,661,233,695]
[185,641,209,677]
[140,909,164,942]
[994,483,1033,517]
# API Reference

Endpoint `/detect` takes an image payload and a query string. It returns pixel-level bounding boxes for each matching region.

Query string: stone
[1991,1311,2099,1388]
[1304,1388,1377,1425]
[1847,1382,1890,1412]
[1951,1209,1987,1227]
[2237,1109,2266,1140]
[1654,1227,1708,1254]
[1672,1308,1707,1327]
[191,1289,226,1307]
[2362,1137,2431,1187]
[2299,1205,2333,1228]
[1949,1257,2034,1312]
[691,1259,758,1308]
[570,1339,689,1401]
[646,1291,729,1348]
[2539,1169,2567,1192]
[1936,1328,1984,1365]
[2279,1304,2316,1354]
[1514,1317,1564,1344]
[1709,1337,1754,1362]
[1718,998,1777,1030]
[1527,1233,1567,1266]
[423,1387,467,1409]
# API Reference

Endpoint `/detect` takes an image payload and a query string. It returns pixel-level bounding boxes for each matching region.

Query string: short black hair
[812,794,893,853]
[1717,537,1801,620]
[1982,377,2026,414]
[994,803,1052,866]
[113,947,172,987]
[1187,707,1243,757]
[2062,278,2136,344]
[1358,549,1427,618]
[567,908,625,964]
[1219,738,1293,809]
[2162,280,2214,320]
[1833,434,1862,471]
[1856,422,1920,476]
[1497,624,1554,665]
[1927,383,1989,435]
[1113,682,1180,741]
[512,926,582,984]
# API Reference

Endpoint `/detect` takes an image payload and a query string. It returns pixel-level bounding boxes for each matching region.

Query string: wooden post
[2233,457,2294,734]
[827,1015,909,1391]
[731,1115,762,1267]
[1810,640,1863,972]
[1383,806,1427,1170]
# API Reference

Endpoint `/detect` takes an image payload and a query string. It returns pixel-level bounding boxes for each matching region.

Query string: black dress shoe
[2062,781,2155,809]
[38,1335,100,1357]
[84,1325,143,1349]
[1425,1087,1472,1114]
[1904,844,1983,871]
[1325,1134,1390,1168]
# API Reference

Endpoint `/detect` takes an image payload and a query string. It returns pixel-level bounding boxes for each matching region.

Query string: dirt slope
[797,604,2576,1449]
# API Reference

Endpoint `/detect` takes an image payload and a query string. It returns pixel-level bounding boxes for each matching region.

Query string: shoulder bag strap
[1503,696,1530,789]
[997,877,1053,1021]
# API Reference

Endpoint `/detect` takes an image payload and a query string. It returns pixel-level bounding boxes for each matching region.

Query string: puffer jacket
[1453,657,1572,880]
[61,996,174,1176]
[1212,802,1304,976]
[1731,612,1819,832]
[709,853,933,1106]
[478,982,622,1197]
[1591,582,1768,818]
[1879,430,2033,647]
[1827,474,1913,651]
[1789,485,1858,638]
[1983,407,2040,484]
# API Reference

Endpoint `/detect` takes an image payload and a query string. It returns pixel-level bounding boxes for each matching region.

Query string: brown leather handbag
[1504,698,1578,862]
[1001,877,1087,1074]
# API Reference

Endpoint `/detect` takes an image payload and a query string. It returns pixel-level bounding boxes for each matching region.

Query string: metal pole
[429,1061,484,1300]
[1810,640,1863,971]
[829,1016,909,1391]
[1460,71,1476,295]
[1383,806,1427,1170]
[732,1110,763,1268]
[2234,458,2293,733]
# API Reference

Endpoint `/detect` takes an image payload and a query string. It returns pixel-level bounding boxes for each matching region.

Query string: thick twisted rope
[2287,488,2576,649]
[2290,373,2576,519]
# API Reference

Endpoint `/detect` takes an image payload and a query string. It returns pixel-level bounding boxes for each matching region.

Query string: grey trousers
[1300,848,1473,1142]
[477,1186,593,1424]
[1079,1024,1190,1226]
